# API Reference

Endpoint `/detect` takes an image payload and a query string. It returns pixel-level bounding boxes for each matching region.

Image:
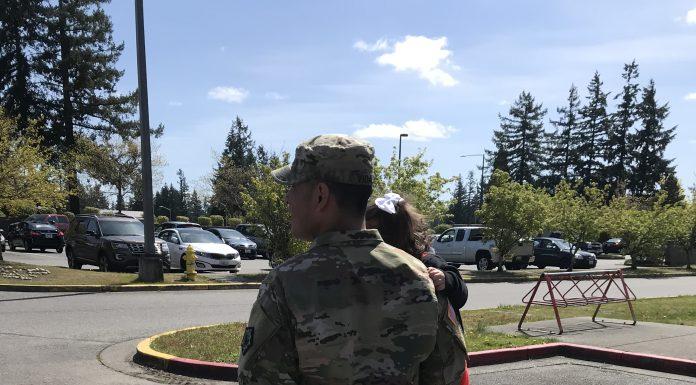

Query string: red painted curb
[136,342,696,380]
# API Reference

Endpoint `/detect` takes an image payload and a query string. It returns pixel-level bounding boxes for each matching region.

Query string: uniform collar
[311,229,383,248]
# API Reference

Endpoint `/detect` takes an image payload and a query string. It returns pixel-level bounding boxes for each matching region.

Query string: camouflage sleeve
[237,272,301,385]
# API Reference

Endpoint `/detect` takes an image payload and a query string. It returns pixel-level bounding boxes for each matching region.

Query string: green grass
[148,295,696,363]
[151,323,247,363]
[0,261,213,285]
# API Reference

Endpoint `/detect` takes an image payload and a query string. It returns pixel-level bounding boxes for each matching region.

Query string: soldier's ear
[315,182,331,210]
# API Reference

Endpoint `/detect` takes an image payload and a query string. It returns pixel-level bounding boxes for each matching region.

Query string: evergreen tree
[497,91,547,185]
[463,171,479,223]
[629,80,676,197]
[576,71,611,188]
[79,182,109,210]
[544,85,581,191]
[189,190,204,221]
[606,61,640,198]
[127,175,143,211]
[176,169,189,216]
[448,175,467,224]
[210,116,258,215]
[659,172,685,206]
[0,0,46,133]
[220,116,256,167]
[39,0,140,213]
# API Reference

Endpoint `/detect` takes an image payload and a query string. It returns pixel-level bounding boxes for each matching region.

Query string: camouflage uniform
[238,135,444,384]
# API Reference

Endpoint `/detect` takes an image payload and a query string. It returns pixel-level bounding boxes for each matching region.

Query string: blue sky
[105,0,696,195]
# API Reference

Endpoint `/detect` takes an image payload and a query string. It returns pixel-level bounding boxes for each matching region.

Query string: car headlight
[159,243,169,253]
[112,242,129,250]
[194,250,206,257]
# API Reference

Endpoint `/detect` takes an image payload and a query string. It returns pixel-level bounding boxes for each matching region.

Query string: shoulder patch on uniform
[241,327,254,355]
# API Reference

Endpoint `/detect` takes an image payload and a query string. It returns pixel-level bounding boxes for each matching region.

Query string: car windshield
[553,239,572,250]
[179,229,223,244]
[215,229,246,240]
[54,216,69,223]
[608,238,621,243]
[100,220,144,236]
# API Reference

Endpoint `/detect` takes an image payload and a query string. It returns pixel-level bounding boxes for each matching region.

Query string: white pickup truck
[432,226,534,270]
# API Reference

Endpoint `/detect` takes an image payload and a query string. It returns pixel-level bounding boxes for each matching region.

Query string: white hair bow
[375,192,404,214]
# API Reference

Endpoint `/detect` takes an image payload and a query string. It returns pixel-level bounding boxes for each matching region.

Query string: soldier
[238,134,440,385]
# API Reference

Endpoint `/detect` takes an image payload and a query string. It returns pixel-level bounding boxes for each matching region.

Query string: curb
[134,325,239,381]
[134,326,696,381]
[0,282,261,292]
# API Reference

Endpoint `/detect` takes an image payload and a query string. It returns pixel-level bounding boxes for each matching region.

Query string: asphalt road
[2,274,696,384]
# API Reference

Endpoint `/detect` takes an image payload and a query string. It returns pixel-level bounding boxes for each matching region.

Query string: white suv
[432,226,534,270]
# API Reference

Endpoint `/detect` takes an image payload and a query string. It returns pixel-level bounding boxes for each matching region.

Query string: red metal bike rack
[518,269,637,334]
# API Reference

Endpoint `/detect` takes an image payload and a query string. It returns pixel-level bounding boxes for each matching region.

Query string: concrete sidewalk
[491,317,696,361]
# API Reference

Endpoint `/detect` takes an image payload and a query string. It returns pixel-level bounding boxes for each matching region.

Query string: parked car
[158,228,241,273]
[206,227,258,259]
[65,214,170,272]
[26,214,70,232]
[576,241,603,256]
[0,229,6,252]
[603,238,625,254]
[432,226,534,270]
[7,221,64,253]
[236,224,271,258]
[533,237,597,269]
[154,221,201,233]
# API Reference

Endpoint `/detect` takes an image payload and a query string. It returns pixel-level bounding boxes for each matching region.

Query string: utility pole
[398,133,409,174]
[135,0,163,282]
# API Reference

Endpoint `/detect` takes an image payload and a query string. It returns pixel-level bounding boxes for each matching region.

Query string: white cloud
[353,38,390,52]
[498,100,509,106]
[207,86,248,103]
[687,8,696,24]
[353,119,457,142]
[168,101,183,107]
[685,92,696,101]
[265,92,287,101]
[374,35,459,87]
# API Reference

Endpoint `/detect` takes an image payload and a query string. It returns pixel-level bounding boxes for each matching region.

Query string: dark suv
[65,214,170,272]
[7,221,64,253]
[236,224,270,258]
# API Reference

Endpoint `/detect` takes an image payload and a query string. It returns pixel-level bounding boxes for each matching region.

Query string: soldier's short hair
[322,180,373,215]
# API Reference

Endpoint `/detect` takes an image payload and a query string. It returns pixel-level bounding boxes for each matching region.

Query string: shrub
[210,215,224,226]
[156,215,169,224]
[175,215,190,222]
[197,216,212,227]
[226,217,243,227]
[63,212,75,221]
[433,223,451,235]
[83,206,100,214]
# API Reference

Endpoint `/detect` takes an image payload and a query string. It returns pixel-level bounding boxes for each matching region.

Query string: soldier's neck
[316,215,366,235]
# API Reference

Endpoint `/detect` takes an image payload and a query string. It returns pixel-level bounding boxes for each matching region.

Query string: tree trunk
[58,0,79,214]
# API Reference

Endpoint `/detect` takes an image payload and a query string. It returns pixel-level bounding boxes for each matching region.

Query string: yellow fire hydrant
[183,245,197,281]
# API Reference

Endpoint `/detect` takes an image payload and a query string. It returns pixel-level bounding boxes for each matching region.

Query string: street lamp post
[398,133,409,169]
[460,153,486,209]
[135,0,163,282]
[158,206,172,221]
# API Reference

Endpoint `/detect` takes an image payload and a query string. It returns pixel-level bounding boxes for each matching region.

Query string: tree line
[489,61,677,200]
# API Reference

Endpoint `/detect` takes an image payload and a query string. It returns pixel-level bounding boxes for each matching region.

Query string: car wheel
[23,240,32,252]
[98,253,110,272]
[40,247,46,252]
[229,269,238,274]
[66,248,82,270]
[180,257,187,272]
[9,242,16,251]
[536,264,546,269]
[56,247,63,253]
[520,263,529,269]
[476,253,491,271]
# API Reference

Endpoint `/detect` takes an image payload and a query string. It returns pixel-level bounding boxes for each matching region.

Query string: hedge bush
[197,216,212,227]
[210,215,224,226]
[175,216,190,222]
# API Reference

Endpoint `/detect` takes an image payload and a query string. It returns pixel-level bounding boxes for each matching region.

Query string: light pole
[460,153,486,209]
[135,0,163,282]
[158,205,172,220]
[398,133,409,169]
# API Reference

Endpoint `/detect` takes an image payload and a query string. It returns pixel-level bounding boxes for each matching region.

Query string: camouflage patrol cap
[271,134,374,186]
